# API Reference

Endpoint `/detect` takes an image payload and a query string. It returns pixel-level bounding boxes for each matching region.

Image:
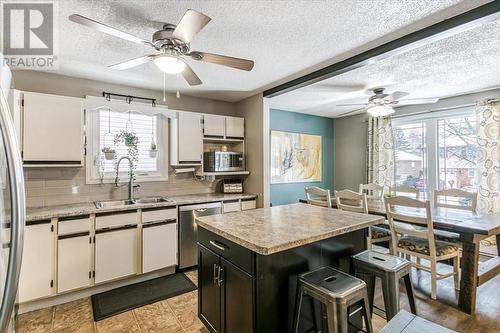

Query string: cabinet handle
[213,264,219,285]
[217,267,224,287]
[209,240,226,251]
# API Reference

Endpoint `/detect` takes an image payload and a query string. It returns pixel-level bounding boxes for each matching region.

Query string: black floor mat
[91,273,197,321]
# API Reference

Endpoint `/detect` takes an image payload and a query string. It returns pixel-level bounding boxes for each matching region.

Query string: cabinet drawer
[142,207,176,223]
[58,216,90,235]
[223,201,240,213]
[198,228,253,275]
[96,211,137,230]
[241,199,256,210]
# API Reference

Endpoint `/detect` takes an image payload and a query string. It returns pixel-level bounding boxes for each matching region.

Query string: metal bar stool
[293,266,373,333]
[352,250,417,321]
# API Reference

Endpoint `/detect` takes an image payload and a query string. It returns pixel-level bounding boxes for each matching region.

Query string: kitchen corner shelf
[200,171,250,176]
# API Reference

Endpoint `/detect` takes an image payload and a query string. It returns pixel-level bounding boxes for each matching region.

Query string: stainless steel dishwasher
[179,202,222,269]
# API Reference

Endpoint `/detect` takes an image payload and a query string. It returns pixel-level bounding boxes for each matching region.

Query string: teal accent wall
[270,109,334,206]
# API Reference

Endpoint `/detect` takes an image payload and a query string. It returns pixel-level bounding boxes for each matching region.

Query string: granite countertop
[196,203,384,255]
[26,193,257,221]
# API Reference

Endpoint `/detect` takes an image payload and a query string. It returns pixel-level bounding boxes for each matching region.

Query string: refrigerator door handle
[0,90,26,333]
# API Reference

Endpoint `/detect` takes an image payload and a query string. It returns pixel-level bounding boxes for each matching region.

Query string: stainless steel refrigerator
[0,56,26,333]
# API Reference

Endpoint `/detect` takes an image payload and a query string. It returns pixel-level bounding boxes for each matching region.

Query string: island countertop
[196,202,384,255]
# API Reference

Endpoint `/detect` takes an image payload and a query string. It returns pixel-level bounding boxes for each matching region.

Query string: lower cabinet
[57,233,92,293]
[142,220,177,273]
[18,220,55,303]
[94,225,138,284]
[198,244,253,333]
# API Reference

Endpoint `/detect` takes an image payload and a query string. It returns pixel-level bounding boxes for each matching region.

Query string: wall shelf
[203,137,244,143]
[199,171,250,176]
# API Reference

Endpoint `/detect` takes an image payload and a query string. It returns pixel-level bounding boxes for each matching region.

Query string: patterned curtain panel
[367,117,395,187]
[476,100,500,214]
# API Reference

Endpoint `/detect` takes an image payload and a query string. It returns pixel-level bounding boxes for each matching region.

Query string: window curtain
[366,117,395,188]
[476,100,500,214]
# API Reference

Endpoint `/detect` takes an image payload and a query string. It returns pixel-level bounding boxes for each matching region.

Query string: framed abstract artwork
[271,130,322,184]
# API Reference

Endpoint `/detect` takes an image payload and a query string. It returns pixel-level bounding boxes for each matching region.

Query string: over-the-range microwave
[204,151,244,172]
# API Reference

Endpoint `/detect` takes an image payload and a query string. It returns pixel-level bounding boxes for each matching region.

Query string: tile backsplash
[24,166,218,208]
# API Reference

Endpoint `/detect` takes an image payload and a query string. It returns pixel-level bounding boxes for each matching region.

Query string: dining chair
[335,189,391,251]
[432,189,478,245]
[305,186,332,208]
[389,185,420,200]
[359,183,384,199]
[384,196,460,300]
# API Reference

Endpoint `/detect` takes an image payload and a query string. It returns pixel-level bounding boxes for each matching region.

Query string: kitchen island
[196,203,384,333]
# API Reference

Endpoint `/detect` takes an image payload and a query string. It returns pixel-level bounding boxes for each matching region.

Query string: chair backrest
[389,185,420,200]
[334,189,368,214]
[305,186,332,208]
[384,196,435,255]
[359,183,384,199]
[434,188,477,212]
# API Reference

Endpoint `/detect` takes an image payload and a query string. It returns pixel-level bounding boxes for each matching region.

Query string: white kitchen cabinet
[225,116,245,139]
[18,220,55,303]
[94,226,138,284]
[203,114,226,138]
[170,112,203,165]
[22,92,84,165]
[223,200,241,213]
[57,234,92,293]
[142,221,177,273]
[241,199,257,210]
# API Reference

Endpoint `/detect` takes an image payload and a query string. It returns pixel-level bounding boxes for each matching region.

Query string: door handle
[209,240,227,251]
[213,263,219,285]
[217,266,224,286]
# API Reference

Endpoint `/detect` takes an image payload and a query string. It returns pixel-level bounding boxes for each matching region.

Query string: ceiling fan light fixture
[154,55,186,74]
[367,104,395,117]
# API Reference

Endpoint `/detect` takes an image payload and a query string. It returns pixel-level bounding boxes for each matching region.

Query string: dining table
[299,198,500,315]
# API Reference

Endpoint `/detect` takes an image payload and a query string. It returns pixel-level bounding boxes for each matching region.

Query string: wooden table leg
[458,234,480,314]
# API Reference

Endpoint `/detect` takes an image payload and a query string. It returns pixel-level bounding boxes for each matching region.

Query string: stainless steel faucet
[115,156,136,202]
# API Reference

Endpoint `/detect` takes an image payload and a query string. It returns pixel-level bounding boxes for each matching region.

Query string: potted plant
[149,142,158,158]
[114,130,139,171]
[101,147,116,160]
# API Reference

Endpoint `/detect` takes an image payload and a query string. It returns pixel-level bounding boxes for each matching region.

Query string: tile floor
[16,270,208,333]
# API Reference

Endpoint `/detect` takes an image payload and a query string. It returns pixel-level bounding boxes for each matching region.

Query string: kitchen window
[86,108,168,184]
[392,108,477,199]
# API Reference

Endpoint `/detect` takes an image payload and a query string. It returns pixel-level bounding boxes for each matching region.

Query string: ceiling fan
[336,87,439,117]
[68,9,255,86]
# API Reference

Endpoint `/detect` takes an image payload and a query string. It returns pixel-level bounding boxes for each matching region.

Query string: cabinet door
[225,117,244,139]
[142,221,177,273]
[198,244,221,333]
[18,221,55,302]
[22,92,83,162]
[204,114,225,138]
[221,258,253,333]
[241,199,256,210]
[57,234,92,293]
[178,112,203,162]
[95,226,138,284]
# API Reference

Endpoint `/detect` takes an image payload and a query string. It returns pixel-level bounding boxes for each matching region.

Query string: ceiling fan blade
[337,108,366,117]
[108,55,153,70]
[189,51,254,71]
[396,98,440,106]
[172,9,211,43]
[335,103,367,107]
[69,14,153,47]
[182,62,202,86]
[387,91,410,101]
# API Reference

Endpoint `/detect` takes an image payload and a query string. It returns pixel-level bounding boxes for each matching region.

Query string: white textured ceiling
[268,17,500,117]
[44,0,485,102]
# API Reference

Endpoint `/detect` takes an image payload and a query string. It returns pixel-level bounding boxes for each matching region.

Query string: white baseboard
[18,266,176,314]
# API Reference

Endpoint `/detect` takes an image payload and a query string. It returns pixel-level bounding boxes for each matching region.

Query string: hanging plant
[101,146,116,160]
[114,130,139,177]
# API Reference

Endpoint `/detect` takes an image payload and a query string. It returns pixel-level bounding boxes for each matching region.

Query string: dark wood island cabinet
[196,203,384,333]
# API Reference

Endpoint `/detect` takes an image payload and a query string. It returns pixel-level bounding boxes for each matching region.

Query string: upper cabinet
[203,115,245,140]
[22,92,84,166]
[225,116,244,139]
[170,111,203,165]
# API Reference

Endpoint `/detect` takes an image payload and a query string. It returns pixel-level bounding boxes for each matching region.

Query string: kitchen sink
[134,197,172,204]
[94,197,172,209]
[94,199,136,209]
